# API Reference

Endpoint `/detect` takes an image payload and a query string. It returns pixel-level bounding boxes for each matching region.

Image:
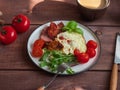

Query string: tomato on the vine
[12,14,30,33]
[0,26,17,44]
[87,40,97,49]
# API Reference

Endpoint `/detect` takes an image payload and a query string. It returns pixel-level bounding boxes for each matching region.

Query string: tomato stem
[17,18,22,23]
[0,29,6,35]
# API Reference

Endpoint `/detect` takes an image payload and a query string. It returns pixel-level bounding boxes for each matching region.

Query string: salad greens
[62,21,83,35]
[39,49,75,74]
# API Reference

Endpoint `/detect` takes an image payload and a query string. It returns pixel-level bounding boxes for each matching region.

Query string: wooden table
[0,0,120,90]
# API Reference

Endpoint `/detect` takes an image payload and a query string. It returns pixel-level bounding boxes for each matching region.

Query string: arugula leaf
[40,61,48,67]
[39,49,75,74]
[66,68,75,74]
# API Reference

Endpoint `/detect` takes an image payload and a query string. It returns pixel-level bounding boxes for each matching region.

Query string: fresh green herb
[74,28,83,35]
[65,21,77,30]
[39,49,75,73]
[66,68,75,74]
[62,20,83,35]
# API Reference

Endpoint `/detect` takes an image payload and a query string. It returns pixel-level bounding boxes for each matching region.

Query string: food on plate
[32,46,43,57]
[12,14,30,33]
[56,31,86,54]
[86,40,97,49]
[86,47,96,58]
[31,21,98,74]
[33,39,45,48]
[47,22,61,39]
[45,40,63,50]
[76,52,89,63]
[40,49,75,74]
[0,26,17,45]
[40,22,64,42]
[32,39,45,57]
[62,21,83,35]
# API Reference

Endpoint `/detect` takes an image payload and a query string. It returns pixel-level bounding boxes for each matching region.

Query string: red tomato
[33,39,45,48]
[86,48,96,58]
[32,46,43,57]
[87,40,97,49]
[74,49,81,56]
[77,53,89,63]
[0,26,17,44]
[12,14,30,33]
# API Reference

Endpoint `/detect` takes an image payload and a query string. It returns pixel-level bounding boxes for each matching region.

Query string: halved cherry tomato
[32,39,45,57]
[32,46,43,57]
[86,48,96,58]
[87,40,97,49]
[33,39,45,48]
[76,53,89,63]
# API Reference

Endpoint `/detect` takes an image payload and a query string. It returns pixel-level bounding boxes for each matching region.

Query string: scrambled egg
[56,31,87,54]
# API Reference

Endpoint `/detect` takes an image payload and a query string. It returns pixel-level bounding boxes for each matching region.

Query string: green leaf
[39,49,75,74]
[74,28,83,35]
[40,61,48,67]
[66,21,77,30]
[62,20,83,35]
[66,68,75,74]
[40,50,50,61]
[62,26,70,31]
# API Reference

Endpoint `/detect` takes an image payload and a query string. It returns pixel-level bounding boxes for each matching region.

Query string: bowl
[76,0,110,21]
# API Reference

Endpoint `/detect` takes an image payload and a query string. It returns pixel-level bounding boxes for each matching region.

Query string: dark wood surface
[0,0,120,90]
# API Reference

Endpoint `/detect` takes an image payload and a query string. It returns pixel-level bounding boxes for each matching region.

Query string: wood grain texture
[110,64,118,90]
[0,71,117,90]
[0,0,120,25]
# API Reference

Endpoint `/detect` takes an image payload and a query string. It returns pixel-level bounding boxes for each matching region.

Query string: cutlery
[37,63,68,90]
[110,32,120,90]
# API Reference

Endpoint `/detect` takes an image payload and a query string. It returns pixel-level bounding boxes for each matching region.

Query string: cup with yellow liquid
[76,0,110,21]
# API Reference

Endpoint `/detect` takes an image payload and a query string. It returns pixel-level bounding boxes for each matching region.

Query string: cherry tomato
[32,46,43,57]
[86,48,96,58]
[0,26,17,44]
[77,53,89,63]
[12,14,30,33]
[74,48,81,56]
[33,39,45,48]
[87,40,97,49]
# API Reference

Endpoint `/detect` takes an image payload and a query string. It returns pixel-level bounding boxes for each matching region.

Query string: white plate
[27,20,101,75]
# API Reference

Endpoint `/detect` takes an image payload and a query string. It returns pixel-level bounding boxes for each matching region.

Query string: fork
[37,63,68,90]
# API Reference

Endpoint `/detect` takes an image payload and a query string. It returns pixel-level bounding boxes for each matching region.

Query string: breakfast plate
[27,20,101,75]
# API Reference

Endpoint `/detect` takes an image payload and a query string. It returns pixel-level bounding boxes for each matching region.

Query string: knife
[110,32,120,90]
